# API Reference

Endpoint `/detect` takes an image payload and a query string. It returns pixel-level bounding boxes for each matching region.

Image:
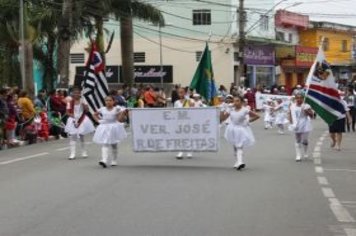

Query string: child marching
[174,87,194,159]
[221,95,260,170]
[288,92,314,162]
[263,99,275,129]
[274,98,289,134]
[65,87,95,160]
[93,95,128,168]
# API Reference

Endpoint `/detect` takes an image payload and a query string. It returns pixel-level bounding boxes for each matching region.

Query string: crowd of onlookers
[1,81,355,150]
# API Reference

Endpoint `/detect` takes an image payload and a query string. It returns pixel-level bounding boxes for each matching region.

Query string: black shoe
[99,161,107,168]
[237,164,245,170]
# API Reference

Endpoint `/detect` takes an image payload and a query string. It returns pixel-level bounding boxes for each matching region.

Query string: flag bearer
[288,92,314,162]
[93,95,128,168]
[65,87,95,160]
[221,95,260,170]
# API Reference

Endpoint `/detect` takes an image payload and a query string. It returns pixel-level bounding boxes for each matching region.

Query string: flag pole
[302,37,325,104]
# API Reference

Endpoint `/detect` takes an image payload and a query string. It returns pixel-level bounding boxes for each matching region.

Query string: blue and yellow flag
[190,44,217,104]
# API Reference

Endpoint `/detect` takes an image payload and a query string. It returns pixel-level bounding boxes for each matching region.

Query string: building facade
[69,0,276,89]
[299,21,355,82]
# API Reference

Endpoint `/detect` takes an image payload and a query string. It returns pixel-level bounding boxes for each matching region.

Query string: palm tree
[112,0,164,87]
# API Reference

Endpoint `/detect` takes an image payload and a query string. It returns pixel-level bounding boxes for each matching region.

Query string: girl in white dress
[263,99,275,129]
[289,93,314,162]
[93,96,128,168]
[174,88,194,159]
[65,87,95,160]
[274,99,288,134]
[221,95,260,170]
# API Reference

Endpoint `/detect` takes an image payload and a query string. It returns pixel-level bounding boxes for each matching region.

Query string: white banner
[130,107,220,152]
[255,92,292,110]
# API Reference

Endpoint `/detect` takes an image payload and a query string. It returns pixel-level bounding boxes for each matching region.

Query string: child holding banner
[288,92,314,162]
[93,96,128,168]
[174,87,194,159]
[221,95,260,170]
[65,87,95,160]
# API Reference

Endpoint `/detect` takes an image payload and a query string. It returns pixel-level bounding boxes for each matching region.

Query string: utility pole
[235,0,245,87]
[159,24,164,88]
[19,0,26,90]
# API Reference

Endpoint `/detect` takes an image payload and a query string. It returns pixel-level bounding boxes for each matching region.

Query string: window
[193,9,211,25]
[276,31,284,41]
[260,15,269,31]
[134,52,145,63]
[322,37,329,51]
[70,53,85,64]
[288,33,293,43]
[341,40,348,52]
[234,52,240,62]
[196,51,203,62]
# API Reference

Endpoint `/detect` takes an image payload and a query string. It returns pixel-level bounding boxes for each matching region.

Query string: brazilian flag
[190,43,217,104]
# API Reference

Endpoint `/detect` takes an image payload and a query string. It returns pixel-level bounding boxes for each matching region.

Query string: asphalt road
[0,118,355,236]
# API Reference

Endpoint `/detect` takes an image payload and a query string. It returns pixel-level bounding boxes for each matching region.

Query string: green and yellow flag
[190,44,217,103]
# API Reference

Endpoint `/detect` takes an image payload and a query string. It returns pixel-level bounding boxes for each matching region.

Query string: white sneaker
[186,153,193,159]
[176,152,183,159]
[81,151,88,158]
[111,160,118,166]
[295,155,301,162]
[303,154,309,159]
[68,154,75,160]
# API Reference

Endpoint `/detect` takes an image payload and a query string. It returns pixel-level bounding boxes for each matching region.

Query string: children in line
[93,96,128,168]
[221,95,260,170]
[65,87,95,160]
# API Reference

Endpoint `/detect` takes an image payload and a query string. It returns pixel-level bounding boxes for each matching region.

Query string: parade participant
[93,95,128,168]
[221,95,260,170]
[344,87,355,132]
[329,99,351,151]
[289,92,314,162]
[174,87,194,159]
[274,99,288,134]
[192,93,205,108]
[263,98,275,129]
[65,87,95,160]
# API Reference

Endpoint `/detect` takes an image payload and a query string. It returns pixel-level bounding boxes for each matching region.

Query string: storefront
[276,45,317,91]
[244,45,275,88]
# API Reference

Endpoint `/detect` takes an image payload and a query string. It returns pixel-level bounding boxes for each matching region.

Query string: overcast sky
[276,0,356,26]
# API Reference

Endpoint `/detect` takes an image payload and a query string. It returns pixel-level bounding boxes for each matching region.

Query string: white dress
[65,102,95,136]
[263,104,275,123]
[275,103,289,125]
[93,106,127,144]
[224,107,255,148]
[289,103,312,133]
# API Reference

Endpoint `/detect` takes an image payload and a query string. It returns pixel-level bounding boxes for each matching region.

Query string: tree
[112,0,164,87]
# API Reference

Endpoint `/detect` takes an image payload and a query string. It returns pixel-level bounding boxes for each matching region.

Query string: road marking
[317,176,329,185]
[322,187,335,198]
[315,166,324,173]
[314,146,321,152]
[345,228,356,236]
[341,201,356,204]
[313,152,321,158]
[324,168,356,173]
[314,158,322,165]
[56,147,70,151]
[0,152,49,165]
[330,203,356,223]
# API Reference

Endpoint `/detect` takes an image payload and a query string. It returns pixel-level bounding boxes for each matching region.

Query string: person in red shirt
[244,88,256,111]
[143,85,157,107]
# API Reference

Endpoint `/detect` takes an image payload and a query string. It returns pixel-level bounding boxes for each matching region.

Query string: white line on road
[322,187,336,198]
[324,169,356,173]
[341,201,356,204]
[314,146,321,152]
[317,176,329,185]
[314,158,322,165]
[330,203,356,223]
[315,166,324,173]
[56,147,70,151]
[345,228,356,236]
[313,152,321,158]
[0,152,49,166]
